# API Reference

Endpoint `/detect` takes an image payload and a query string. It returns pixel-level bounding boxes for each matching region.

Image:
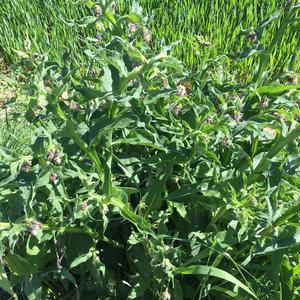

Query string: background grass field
[0,0,299,79]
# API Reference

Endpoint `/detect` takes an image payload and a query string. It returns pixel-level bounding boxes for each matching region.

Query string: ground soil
[0,57,15,118]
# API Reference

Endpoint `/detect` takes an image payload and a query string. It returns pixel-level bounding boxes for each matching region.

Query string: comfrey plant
[1,1,300,299]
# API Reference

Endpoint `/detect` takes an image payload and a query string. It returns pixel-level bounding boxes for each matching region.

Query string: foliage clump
[0,1,300,299]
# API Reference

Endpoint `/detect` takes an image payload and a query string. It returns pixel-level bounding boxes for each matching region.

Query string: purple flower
[81,201,88,210]
[129,23,138,33]
[48,149,59,161]
[50,173,58,184]
[69,101,80,111]
[176,85,187,97]
[27,220,43,236]
[206,117,213,124]
[234,111,243,123]
[247,33,257,43]
[262,98,269,108]
[21,161,32,173]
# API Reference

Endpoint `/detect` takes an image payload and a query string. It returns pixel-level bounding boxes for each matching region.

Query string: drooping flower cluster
[247,33,257,43]
[21,161,32,173]
[49,173,58,184]
[47,148,62,165]
[176,85,187,97]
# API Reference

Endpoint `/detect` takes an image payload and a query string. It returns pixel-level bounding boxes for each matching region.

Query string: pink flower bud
[171,104,182,116]
[143,31,152,43]
[60,91,69,100]
[176,85,187,97]
[289,76,298,85]
[262,98,269,108]
[96,33,102,42]
[222,138,229,146]
[247,33,257,43]
[47,149,58,161]
[206,117,213,124]
[54,157,62,165]
[94,5,102,17]
[264,127,277,138]
[50,173,58,184]
[21,161,32,173]
[234,111,243,123]
[129,23,138,33]
[160,289,171,300]
[27,220,43,236]
[69,101,80,111]
[81,201,88,210]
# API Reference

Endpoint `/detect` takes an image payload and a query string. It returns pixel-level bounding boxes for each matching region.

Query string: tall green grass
[120,0,300,78]
[0,77,32,159]
[0,0,90,63]
[0,0,299,79]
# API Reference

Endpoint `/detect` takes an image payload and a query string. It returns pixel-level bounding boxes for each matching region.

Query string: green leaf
[5,254,37,276]
[258,10,282,31]
[81,0,95,8]
[144,162,173,214]
[174,265,258,299]
[114,36,147,63]
[227,46,264,61]
[280,256,294,300]
[0,263,16,299]
[26,235,40,256]
[248,126,300,185]
[116,13,143,28]
[255,228,300,255]
[70,252,93,269]
[74,85,110,100]
[256,83,300,96]
[127,279,151,299]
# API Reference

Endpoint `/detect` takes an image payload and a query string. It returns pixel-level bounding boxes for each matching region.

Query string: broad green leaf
[110,197,154,236]
[0,263,16,299]
[280,256,294,300]
[127,279,151,299]
[258,10,282,31]
[116,13,143,28]
[227,46,264,61]
[255,228,300,254]
[0,223,11,231]
[256,83,300,96]
[74,85,111,100]
[90,114,135,139]
[5,254,37,276]
[70,252,93,269]
[248,126,300,185]
[114,36,147,63]
[144,162,173,214]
